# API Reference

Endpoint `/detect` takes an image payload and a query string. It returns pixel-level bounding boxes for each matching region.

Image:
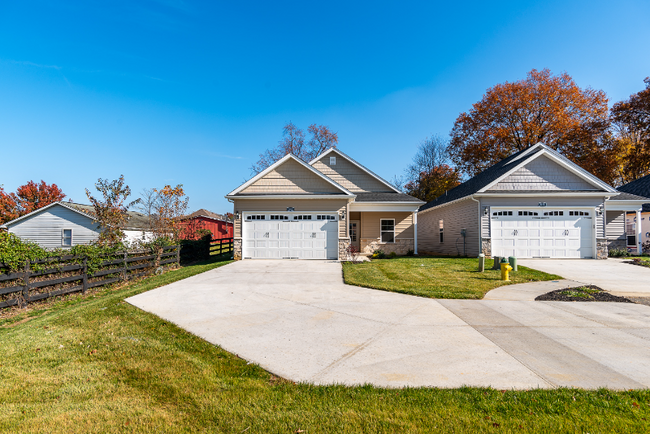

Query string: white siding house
[1,202,152,249]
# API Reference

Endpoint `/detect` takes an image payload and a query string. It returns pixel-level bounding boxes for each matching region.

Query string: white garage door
[491,208,593,259]
[243,213,339,259]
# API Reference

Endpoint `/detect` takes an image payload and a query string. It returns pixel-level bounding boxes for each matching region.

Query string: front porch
[347,211,416,256]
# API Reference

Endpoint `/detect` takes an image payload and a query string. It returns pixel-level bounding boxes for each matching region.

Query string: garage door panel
[491,209,593,259]
[243,213,338,260]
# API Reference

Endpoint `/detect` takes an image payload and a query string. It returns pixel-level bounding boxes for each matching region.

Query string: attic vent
[330,156,336,165]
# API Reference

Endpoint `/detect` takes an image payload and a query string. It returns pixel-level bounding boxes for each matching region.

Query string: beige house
[226,148,423,260]
[417,143,648,259]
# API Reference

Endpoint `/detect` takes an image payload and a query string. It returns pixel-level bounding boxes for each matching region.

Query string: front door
[349,220,360,251]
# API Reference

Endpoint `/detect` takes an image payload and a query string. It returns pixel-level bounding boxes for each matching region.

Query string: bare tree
[406,135,451,181]
[250,122,338,174]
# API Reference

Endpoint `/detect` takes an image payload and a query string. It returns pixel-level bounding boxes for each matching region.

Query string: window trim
[62,229,72,247]
[380,218,395,244]
[439,219,444,243]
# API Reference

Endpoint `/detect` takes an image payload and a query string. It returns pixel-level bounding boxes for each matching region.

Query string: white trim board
[226,153,355,197]
[309,148,402,194]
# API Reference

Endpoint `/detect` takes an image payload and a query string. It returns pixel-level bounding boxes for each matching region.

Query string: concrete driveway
[518,258,650,297]
[126,260,650,390]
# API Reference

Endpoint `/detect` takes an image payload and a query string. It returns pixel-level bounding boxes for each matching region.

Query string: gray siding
[8,205,100,249]
[488,155,598,191]
[605,210,625,241]
[418,198,480,257]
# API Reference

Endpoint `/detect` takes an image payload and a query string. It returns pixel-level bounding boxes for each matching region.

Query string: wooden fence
[209,237,233,257]
[0,245,180,310]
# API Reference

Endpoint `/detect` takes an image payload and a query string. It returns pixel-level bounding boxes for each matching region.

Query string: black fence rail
[0,245,180,310]
[210,237,233,257]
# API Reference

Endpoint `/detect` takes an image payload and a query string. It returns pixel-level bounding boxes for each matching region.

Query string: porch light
[339,210,346,220]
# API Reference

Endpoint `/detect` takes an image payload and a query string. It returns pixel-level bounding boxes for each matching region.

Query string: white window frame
[62,229,72,247]
[380,218,395,243]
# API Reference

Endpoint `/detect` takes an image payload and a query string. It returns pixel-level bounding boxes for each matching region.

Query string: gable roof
[183,209,230,222]
[1,201,151,231]
[420,143,618,213]
[226,153,354,197]
[618,173,650,199]
[309,148,402,194]
[1,201,95,228]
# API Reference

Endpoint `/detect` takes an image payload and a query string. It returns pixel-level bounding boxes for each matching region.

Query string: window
[270,215,289,220]
[518,211,538,216]
[62,229,72,247]
[330,156,336,165]
[293,215,312,220]
[439,220,444,243]
[492,211,513,216]
[316,215,337,220]
[246,215,265,220]
[543,211,564,216]
[569,211,589,216]
[380,219,395,243]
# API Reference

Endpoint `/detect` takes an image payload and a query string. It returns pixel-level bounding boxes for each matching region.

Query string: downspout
[414,210,418,255]
[470,195,481,256]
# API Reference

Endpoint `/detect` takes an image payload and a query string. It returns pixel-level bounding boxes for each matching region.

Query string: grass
[342,256,563,299]
[1,257,649,433]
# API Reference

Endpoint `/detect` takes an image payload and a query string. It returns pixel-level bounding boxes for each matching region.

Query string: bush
[388,251,398,259]
[180,234,212,262]
[371,249,386,259]
[406,249,414,256]
[608,248,629,257]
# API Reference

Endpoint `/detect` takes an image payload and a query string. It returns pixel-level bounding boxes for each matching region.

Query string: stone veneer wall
[596,238,608,259]
[233,238,242,261]
[481,238,492,258]
[361,238,414,255]
[606,239,626,254]
[338,239,351,261]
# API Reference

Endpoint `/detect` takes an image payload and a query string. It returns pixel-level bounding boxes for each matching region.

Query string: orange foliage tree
[404,165,462,202]
[152,185,190,242]
[448,69,619,183]
[611,77,650,183]
[0,181,66,224]
[251,122,338,174]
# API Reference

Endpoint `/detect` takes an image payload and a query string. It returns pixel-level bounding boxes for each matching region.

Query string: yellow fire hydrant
[500,262,513,281]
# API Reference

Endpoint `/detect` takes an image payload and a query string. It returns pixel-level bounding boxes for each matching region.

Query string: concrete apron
[126,260,650,390]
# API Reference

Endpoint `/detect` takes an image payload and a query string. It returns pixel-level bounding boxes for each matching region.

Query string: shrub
[345,244,360,263]
[608,248,629,257]
[388,251,398,259]
[406,249,414,256]
[372,249,386,259]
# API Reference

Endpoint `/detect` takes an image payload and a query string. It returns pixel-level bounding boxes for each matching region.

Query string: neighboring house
[226,148,424,260]
[618,173,650,252]
[0,201,153,248]
[417,143,647,259]
[179,209,234,240]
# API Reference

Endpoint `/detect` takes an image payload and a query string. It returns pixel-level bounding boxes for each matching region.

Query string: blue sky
[1,0,649,213]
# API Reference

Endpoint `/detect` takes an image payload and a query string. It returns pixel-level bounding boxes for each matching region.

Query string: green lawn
[1,257,649,433]
[343,256,562,299]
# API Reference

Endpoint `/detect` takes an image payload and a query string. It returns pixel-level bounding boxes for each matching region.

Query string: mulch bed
[535,285,633,303]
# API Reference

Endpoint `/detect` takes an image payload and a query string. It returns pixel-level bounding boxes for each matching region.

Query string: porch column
[637,209,643,254]
[414,211,418,255]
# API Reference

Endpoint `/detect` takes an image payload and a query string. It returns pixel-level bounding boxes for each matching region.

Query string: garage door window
[543,211,564,216]
[246,215,265,220]
[381,219,395,243]
[569,211,590,216]
[293,215,312,220]
[270,215,289,220]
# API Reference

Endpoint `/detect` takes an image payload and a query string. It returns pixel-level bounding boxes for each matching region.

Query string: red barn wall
[180,217,233,240]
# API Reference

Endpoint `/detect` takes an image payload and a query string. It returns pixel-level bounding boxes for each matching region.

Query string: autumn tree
[611,77,650,183]
[251,122,338,174]
[397,135,462,201]
[0,181,66,224]
[151,185,190,242]
[85,175,140,247]
[448,69,619,183]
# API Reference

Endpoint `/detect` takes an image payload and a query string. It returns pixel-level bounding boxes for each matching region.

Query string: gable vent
[330,156,336,165]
